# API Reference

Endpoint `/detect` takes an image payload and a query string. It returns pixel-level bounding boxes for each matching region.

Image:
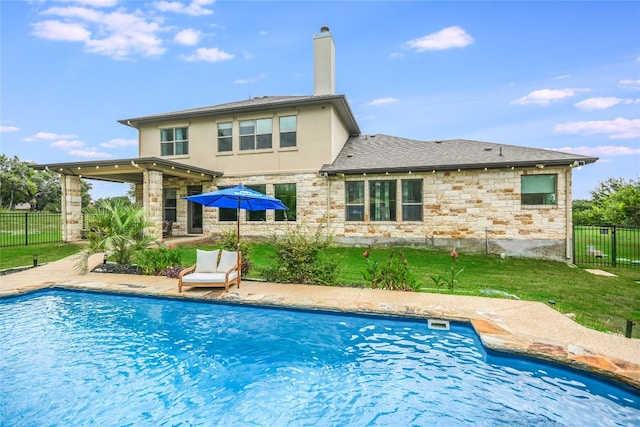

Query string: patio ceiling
[30,157,222,184]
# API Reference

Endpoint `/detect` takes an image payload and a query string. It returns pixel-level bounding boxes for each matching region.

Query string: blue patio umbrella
[184,184,288,248]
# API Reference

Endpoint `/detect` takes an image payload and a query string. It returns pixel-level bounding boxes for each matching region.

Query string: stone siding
[165,167,571,260]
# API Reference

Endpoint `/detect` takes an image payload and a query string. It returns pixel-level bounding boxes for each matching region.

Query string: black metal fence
[573,225,640,268]
[0,212,62,247]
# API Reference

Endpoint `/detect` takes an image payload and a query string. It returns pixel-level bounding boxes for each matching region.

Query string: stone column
[144,170,164,239]
[62,175,83,242]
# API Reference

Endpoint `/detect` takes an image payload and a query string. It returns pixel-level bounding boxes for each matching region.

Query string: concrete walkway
[1,253,639,390]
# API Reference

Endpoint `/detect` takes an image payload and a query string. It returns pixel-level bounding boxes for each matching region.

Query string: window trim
[217,122,233,153]
[345,181,365,222]
[521,174,557,206]
[240,118,273,151]
[160,126,189,156]
[279,115,297,148]
[401,179,423,221]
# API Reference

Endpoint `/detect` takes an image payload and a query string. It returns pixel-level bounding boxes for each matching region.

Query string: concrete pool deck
[2,253,639,391]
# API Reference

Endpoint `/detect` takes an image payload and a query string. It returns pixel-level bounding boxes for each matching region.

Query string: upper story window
[160,127,188,156]
[217,122,232,152]
[521,174,557,205]
[345,181,365,221]
[402,180,423,221]
[279,116,297,148]
[370,180,396,221]
[240,118,272,150]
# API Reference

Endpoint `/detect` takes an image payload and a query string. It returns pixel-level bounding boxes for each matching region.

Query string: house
[31,27,597,261]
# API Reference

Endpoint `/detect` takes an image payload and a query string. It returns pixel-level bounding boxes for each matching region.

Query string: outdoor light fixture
[103,254,108,264]
[548,300,556,308]
[32,254,38,267]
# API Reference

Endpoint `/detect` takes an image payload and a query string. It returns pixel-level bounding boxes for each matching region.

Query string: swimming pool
[1,289,638,426]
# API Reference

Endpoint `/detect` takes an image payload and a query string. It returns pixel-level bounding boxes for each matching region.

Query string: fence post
[24,212,29,246]
[611,225,617,268]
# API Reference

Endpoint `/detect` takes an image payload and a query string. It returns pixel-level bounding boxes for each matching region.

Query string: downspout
[324,172,330,238]
[566,167,572,260]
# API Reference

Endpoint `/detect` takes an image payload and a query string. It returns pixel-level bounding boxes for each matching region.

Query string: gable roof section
[320,135,598,175]
[119,94,361,136]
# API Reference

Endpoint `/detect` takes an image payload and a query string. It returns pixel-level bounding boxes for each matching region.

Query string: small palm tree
[75,199,158,274]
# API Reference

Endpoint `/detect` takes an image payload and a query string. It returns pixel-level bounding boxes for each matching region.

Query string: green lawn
[1,241,638,338]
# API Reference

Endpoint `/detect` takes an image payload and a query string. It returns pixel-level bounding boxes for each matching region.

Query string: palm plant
[75,199,157,274]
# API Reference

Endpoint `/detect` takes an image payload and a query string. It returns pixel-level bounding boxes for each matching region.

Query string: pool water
[1,290,638,426]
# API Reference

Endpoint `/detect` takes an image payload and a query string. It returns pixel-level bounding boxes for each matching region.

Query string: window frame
[246,184,267,221]
[345,181,365,221]
[279,115,297,148]
[160,127,189,156]
[274,183,296,221]
[401,179,423,221]
[217,122,233,152]
[521,174,557,206]
[240,118,273,150]
[369,180,397,222]
[163,188,177,222]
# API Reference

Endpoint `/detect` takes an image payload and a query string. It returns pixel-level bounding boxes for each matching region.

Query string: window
[218,186,237,222]
[246,184,266,221]
[369,180,396,221]
[345,181,365,221]
[163,189,177,222]
[218,122,232,152]
[521,174,557,205]
[279,116,297,148]
[240,118,272,150]
[402,180,423,221]
[274,183,296,221]
[160,127,188,156]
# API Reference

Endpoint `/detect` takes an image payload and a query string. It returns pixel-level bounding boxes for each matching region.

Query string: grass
[2,241,639,338]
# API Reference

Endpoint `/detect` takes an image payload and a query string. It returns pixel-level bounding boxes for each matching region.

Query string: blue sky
[1,0,639,201]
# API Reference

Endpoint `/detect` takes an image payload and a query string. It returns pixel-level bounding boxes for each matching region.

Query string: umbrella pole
[236,203,241,283]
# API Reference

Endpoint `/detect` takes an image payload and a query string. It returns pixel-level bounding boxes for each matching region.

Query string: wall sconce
[535,164,545,169]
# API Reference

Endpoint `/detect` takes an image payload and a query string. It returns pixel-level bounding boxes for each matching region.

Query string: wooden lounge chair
[178,249,241,292]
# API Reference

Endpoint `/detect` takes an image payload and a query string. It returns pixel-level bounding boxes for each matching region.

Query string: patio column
[61,175,83,242]
[142,169,164,239]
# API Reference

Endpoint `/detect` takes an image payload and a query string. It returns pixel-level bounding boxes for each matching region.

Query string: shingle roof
[119,94,360,135]
[320,135,598,175]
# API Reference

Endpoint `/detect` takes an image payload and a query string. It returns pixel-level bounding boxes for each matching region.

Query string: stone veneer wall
[62,175,83,242]
[165,167,571,260]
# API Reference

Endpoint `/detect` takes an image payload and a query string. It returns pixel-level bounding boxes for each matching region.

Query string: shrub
[263,225,338,286]
[135,245,183,276]
[218,227,252,277]
[362,249,418,291]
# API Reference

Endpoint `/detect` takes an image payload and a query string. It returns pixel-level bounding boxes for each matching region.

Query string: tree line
[1,155,638,225]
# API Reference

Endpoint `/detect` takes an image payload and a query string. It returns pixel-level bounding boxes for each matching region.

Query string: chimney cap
[320,26,330,32]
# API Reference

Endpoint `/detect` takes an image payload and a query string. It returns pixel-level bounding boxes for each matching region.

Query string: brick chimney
[313,26,335,96]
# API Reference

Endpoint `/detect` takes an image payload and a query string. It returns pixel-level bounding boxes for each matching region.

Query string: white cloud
[512,88,588,106]
[32,20,90,41]
[619,79,640,90]
[554,74,571,80]
[555,145,640,157]
[554,117,640,139]
[367,97,399,106]
[575,97,640,111]
[50,140,85,150]
[155,0,214,16]
[100,138,137,148]
[0,126,19,133]
[404,26,473,52]
[389,52,404,60]
[24,132,77,141]
[68,148,113,159]
[56,0,120,7]
[182,47,234,62]
[174,29,201,46]
[32,6,166,59]
[234,73,267,85]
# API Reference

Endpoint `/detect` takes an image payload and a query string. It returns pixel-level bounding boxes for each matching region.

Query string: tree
[75,199,158,274]
[0,154,93,211]
[575,177,640,226]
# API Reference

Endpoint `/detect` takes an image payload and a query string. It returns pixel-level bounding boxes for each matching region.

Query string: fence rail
[573,225,640,268]
[0,212,62,247]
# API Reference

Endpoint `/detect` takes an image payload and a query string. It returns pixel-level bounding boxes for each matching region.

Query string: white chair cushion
[217,250,238,273]
[181,272,229,284]
[195,249,219,273]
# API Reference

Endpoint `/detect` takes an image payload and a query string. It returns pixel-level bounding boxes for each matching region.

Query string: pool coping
[2,254,639,391]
